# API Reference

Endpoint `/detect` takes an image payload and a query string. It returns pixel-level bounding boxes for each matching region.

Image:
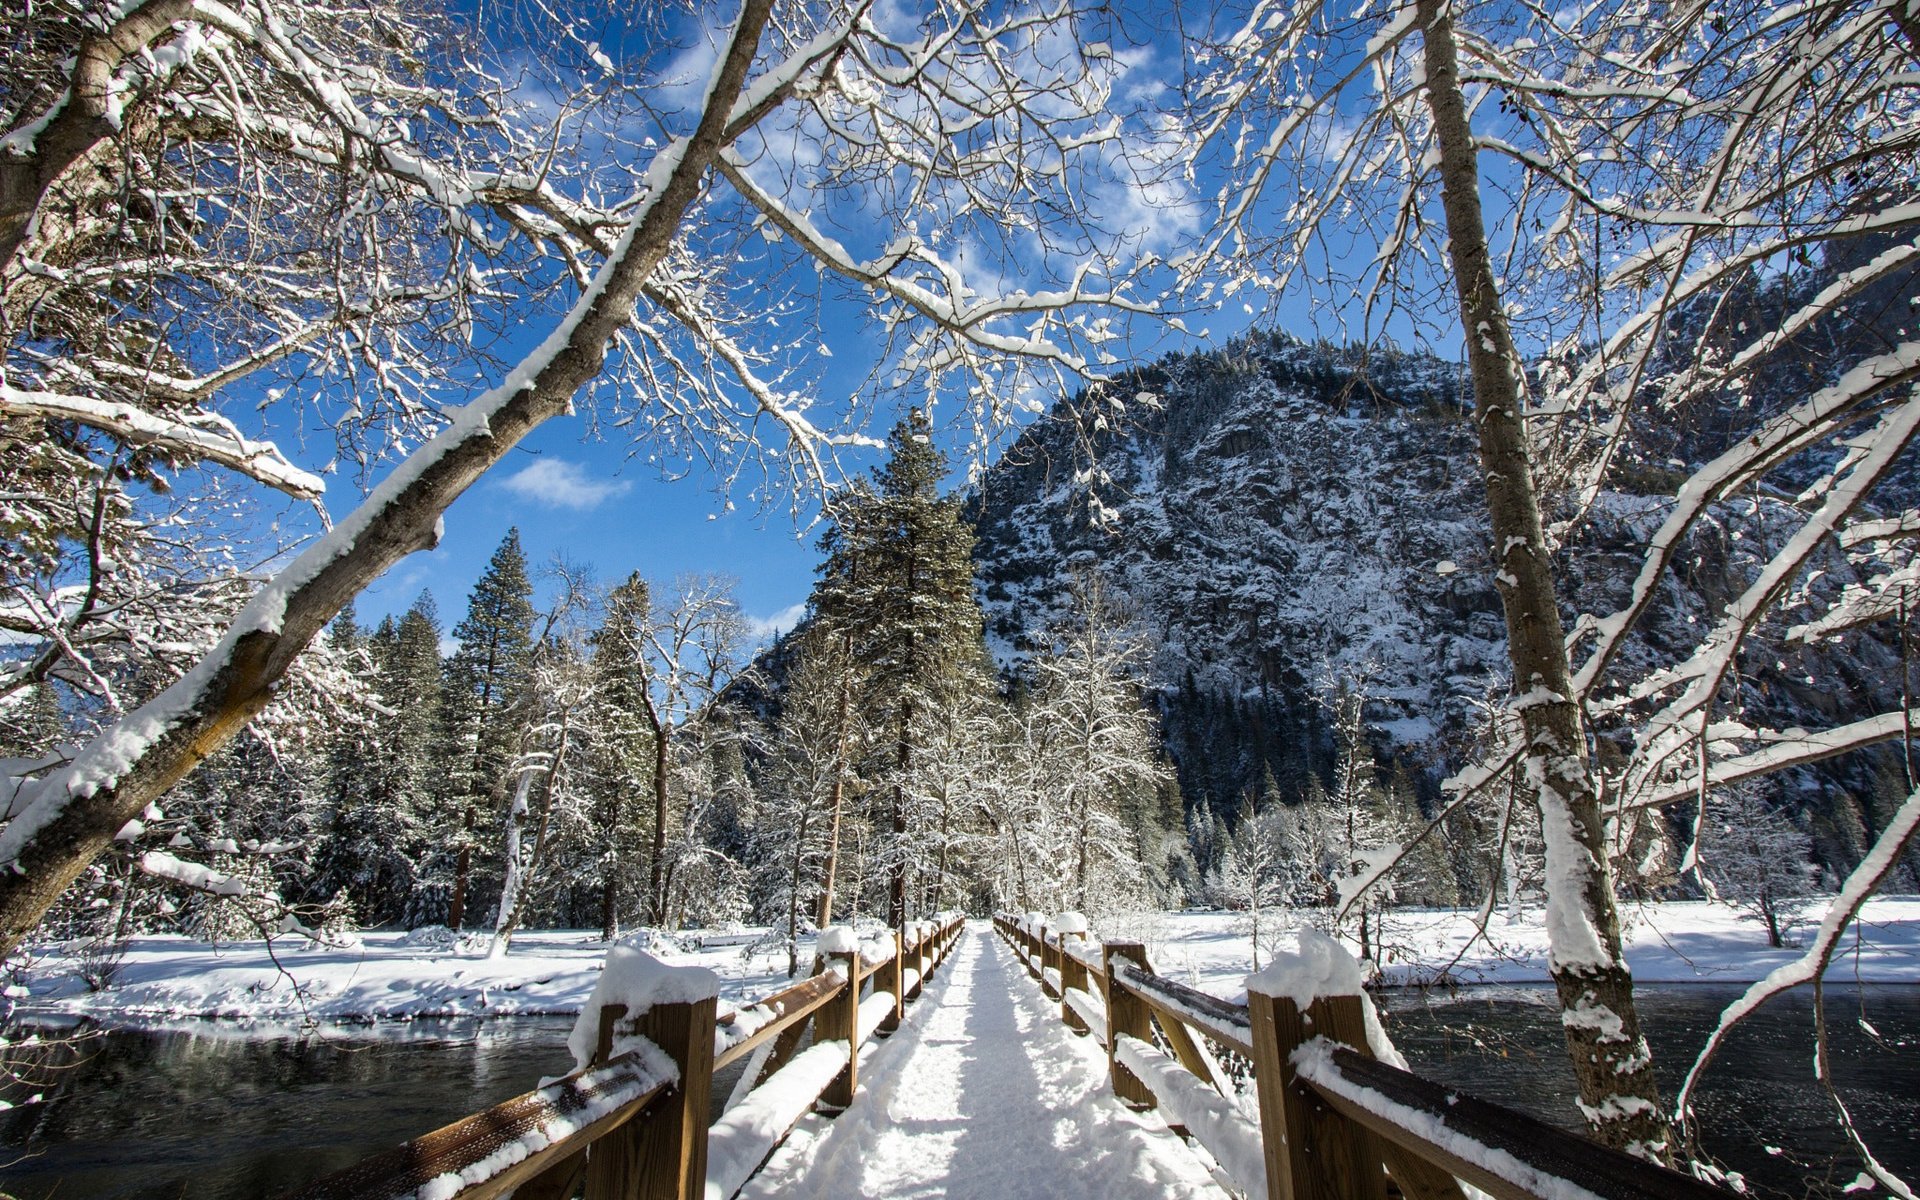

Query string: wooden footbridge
[282,918,1730,1200]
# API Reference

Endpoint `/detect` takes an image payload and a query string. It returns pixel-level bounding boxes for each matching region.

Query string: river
[2,985,1914,1199]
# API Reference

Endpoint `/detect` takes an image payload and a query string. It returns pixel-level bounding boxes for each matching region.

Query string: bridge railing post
[1101,941,1155,1109]
[1247,986,1389,1200]
[1059,931,1089,1033]
[881,928,904,1035]
[583,991,716,1200]
[819,945,862,1110]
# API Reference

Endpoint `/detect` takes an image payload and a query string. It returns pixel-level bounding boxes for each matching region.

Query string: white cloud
[499,458,633,510]
[748,602,807,642]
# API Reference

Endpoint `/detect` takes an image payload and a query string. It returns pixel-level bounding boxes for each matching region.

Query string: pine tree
[440,530,535,931]
[584,573,654,941]
[816,411,985,925]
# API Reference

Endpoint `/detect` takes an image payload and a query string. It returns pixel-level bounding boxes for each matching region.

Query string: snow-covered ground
[9,927,802,1026]
[1129,897,1920,1001]
[12,898,1917,1029]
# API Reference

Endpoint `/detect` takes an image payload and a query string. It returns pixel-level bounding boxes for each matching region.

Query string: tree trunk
[0,0,777,962]
[647,707,672,927]
[788,806,813,978]
[888,697,912,927]
[447,803,476,932]
[814,653,853,928]
[1417,0,1669,1158]
[600,787,624,942]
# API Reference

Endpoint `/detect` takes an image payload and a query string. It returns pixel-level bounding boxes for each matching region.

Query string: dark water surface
[1378,984,1920,1200]
[1,1017,576,1199]
[2,986,1916,1199]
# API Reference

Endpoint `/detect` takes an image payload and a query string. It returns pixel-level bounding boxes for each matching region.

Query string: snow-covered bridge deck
[741,923,1225,1199]
[283,917,1732,1200]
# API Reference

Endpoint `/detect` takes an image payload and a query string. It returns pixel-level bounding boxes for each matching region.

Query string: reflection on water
[1379,984,1920,1200]
[0,1017,574,1200]
[1,986,1914,1199]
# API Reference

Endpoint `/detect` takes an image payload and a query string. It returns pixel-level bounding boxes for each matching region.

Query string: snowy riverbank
[9,927,799,1026]
[1132,897,1920,1000]
[11,898,1919,1027]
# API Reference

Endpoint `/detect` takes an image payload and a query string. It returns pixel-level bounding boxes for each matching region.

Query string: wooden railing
[286,915,965,1200]
[993,913,1725,1200]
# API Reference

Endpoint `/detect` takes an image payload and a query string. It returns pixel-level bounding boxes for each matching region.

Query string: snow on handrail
[714,971,842,1072]
[1116,1034,1267,1196]
[1111,960,1254,1056]
[284,1054,670,1199]
[1294,1041,1727,1200]
[1064,985,1108,1043]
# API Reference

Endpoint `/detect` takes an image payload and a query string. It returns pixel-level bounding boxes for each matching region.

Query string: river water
[1375,983,1920,1199]
[1,985,1915,1199]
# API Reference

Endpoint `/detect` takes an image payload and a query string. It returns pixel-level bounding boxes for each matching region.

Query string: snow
[137,850,249,897]
[1125,899,1920,998]
[566,943,719,1072]
[13,928,836,1027]
[817,925,859,955]
[1293,1037,1610,1200]
[18,901,1918,1035]
[740,924,1225,1200]
[707,1041,853,1200]
[1052,911,1090,935]
[858,991,897,1044]
[414,1055,672,1200]
[1245,929,1366,1006]
[1115,1034,1266,1195]
[1065,986,1108,1042]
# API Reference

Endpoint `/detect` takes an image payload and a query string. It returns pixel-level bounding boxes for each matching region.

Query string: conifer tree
[315,595,443,923]
[817,411,984,925]
[585,574,653,941]
[441,530,535,931]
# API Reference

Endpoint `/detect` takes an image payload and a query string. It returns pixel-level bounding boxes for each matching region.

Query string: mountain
[967,330,1908,879]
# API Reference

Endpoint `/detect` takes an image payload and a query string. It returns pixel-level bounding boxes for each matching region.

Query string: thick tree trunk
[1417,0,1670,1158]
[447,803,476,931]
[0,0,776,961]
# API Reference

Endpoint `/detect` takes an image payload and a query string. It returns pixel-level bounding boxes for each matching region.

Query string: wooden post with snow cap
[1246,931,1390,1200]
[574,947,719,1200]
[817,925,862,1110]
[880,927,904,1035]
[1054,912,1090,1033]
[1102,941,1156,1108]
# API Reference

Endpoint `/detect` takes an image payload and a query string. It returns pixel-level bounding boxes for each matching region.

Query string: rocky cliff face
[968,330,1907,876]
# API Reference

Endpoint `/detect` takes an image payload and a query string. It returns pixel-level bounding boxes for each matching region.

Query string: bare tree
[0,0,1166,956]
[1182,0,1669,1152]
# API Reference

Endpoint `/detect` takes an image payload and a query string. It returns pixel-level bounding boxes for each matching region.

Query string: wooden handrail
[713,971,842,1074]
[286,915,967,1200]
[283,1056,671,1200]
[1299,1045,1727,1200]
[1111,959,1254,1057]
[990,913,1727,1200]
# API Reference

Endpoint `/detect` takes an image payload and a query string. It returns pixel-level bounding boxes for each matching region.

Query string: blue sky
[282,0,1449,646]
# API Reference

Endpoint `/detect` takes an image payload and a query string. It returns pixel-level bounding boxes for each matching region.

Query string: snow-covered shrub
[73,937,128,993]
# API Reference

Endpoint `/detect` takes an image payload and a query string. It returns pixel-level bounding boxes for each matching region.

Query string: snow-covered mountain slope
[973,336,1497,796]
[967,331,1907,873]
